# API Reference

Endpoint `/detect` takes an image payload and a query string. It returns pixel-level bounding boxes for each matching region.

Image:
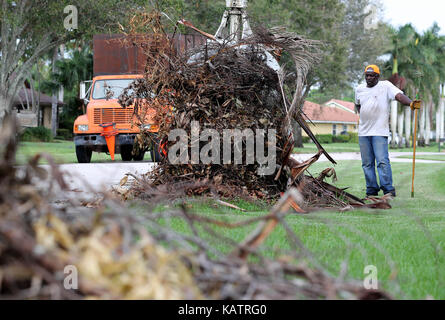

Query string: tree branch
[11,0,30,42]
[0,0,10,85]
[7,35,61,106]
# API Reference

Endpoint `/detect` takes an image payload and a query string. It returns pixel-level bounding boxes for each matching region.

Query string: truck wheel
[76,146,92,163]
[120,145,133,161]
[133,151,145,161]
[150,139,163,162]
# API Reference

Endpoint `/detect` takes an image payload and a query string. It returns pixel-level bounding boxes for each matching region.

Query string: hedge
[315,134,333,144]
[332,134,350,143]
[56,128,73,140]
[20,126,53,142]
[303,132,358,144]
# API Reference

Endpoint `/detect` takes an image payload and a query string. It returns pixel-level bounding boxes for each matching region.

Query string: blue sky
[382,0,445,34]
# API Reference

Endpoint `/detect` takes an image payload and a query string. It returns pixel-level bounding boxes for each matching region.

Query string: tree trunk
[51,48,59,137]
[397,111,404,148]
[418,104,426,146]
[425,101,431,145]
[390,100,398,148]
[440,96,445,140]
[405,107,411,147]
[436,107,440,143]
[440,85,445,140]
[292,119,303,148]
[0,93,13,120]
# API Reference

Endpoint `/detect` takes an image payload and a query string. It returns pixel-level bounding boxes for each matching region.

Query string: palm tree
[41,44,93,132]
[385,24,417,148]
[410,24,445,146]
[386,23,445,147]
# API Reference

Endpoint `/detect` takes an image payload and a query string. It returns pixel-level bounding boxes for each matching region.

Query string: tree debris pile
[0,118,392,300]
[118,13,392,210]
[0,118,201,299]
[119,31,300,199]
[118,17,321,200]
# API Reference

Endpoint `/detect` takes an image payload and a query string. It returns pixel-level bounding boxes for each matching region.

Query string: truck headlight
[77,125,89,131]
[142,124,152,130]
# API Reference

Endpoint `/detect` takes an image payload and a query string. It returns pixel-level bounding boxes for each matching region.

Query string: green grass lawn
[155,161,445,300]
[16,140,153,164]
[18,141,445,299]
[398,154,445,161]
[296,141,441,154]
[18,140,441,165]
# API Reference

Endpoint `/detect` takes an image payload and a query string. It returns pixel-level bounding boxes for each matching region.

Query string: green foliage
[383,23,445,102]
[20,127,53,142]
[249,0,349,95]
[302,136,310,143]
[313,133,357,144]
[181,1,226,32]
[42,46,93,131]
[341,0,392,84]
[0,0,149,118]
[56,129,73,140]
[315,134,333,144]
[333,134,350,143]
[348,132,359,143]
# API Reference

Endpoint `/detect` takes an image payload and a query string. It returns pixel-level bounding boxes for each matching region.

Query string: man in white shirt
[355,65,421,198]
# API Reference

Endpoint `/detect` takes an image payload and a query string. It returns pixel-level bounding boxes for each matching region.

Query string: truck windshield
[92,79,136,100]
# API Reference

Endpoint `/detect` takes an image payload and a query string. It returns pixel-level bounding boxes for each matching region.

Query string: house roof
[302,100,359,124]
[14,88,64,107]
[324,99,356,113]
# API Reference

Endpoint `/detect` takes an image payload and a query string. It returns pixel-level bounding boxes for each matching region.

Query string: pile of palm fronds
[0,116,393,299]
[117,11,392,210]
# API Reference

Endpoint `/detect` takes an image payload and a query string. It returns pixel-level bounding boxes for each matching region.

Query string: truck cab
[73,33,205,163]
[73,74,159,163]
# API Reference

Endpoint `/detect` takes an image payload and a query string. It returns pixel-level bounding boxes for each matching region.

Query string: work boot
[366,192,379,197]
[363,192,379,201]
[384,190,396,197]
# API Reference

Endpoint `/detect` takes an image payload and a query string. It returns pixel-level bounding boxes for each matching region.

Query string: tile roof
[324,99,356,112]
[302,100,359,123]
[15,88,64,106]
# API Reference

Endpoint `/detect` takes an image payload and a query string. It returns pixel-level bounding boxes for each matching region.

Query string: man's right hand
[410,100,422,110]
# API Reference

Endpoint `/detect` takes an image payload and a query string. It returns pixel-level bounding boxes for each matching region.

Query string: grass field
[16,140,152,164]
[157,160,445,300]
[296,141,442,154]
[398,154,445,161]
[18,140,445,299]
[17,140,441,164]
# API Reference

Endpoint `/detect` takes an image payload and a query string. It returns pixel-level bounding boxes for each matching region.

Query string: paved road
[292,151,445,164]
[34,162,157,202]
[33,152,443,198]
[57,162,157,191]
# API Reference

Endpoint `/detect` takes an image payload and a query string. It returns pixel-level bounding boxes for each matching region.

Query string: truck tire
[150,148,162,162]
[76,146,92,163]
[132,151,145,161]
[150,138,163,162]
[120,145,133,161]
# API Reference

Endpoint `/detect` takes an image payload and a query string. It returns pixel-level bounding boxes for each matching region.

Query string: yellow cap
[364,65,380,74]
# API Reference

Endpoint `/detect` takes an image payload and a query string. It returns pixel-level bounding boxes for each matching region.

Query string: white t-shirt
[355,80,402,137]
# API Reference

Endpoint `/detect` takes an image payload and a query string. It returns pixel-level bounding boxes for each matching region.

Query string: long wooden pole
[411,108,419,198]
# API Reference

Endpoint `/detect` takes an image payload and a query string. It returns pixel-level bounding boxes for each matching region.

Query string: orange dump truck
[73,74,161,163]
[73,34,205,163]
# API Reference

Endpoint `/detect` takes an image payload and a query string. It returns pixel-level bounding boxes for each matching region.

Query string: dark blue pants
[359,136,395,195]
